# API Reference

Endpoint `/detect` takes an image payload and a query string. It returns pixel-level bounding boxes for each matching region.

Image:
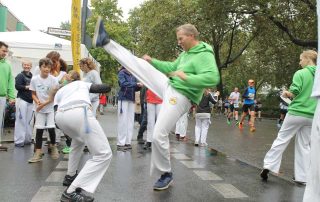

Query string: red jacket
[146,89,162,104]
[99,95,107,105]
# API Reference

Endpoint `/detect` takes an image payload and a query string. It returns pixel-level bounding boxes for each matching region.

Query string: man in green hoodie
[92,18,220,190]
[260,50,317,185]
[0,41,15,151]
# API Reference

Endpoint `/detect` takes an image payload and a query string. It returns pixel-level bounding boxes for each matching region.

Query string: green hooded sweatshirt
[288,65,317,118]
[151,42,220,104]
[0,58,15,99]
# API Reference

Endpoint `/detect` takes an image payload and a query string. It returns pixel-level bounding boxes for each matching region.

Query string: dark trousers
[137,109,147,139]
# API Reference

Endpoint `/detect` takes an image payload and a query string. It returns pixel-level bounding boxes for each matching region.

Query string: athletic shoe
[292,177,306,186]
[153,172,173,191]
[176,134,180,140]
[260,169,269,181]
[117,145,127,152]
[28,150,43,163]
[235,121,239,126]
[60,187,94,202]
[15,143,24,147]
[250,126,256,132]
[125,144,132,150]
[92,16,110,48]
[50,145,60,159]
[62,146,71,154]
[238,122,243,129]
[63,173,78,186]
[143,142,152,150]
[227,118,231,125]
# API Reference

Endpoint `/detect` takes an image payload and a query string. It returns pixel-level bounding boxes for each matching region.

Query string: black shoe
[176,134,180,140]
[117,145,127,152]
[125,144,132,150]
[63,173,78,186]
[194,143,199,147]
[143,142,151,150]
[260,169,269,181]
[92,16,110,48]
[60,187,94,202]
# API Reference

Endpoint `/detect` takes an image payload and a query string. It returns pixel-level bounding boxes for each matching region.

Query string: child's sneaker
[250,126,256,132]
[62,146,71,154]
[238,122,243,129]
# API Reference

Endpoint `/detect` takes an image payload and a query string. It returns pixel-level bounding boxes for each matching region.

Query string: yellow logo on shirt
[169,97,177,105]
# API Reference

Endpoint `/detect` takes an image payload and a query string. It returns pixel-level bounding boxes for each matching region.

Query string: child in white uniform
[28,58,59,163]
[53,71,112,202]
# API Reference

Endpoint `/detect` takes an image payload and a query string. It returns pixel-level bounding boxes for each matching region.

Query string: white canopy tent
[0,31,100,76]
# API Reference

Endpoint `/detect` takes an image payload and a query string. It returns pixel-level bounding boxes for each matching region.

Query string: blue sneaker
[92,16,110,48]
[153,172,173,190]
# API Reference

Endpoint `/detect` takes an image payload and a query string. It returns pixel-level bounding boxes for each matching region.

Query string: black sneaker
[125,144,132,150]
[143,142,151,150]
[92,16,110,48]
[83,146,89,153]
[117,145,127,152]
[63,173,78,186]
[260,169,269,181]
[60,187,94,202]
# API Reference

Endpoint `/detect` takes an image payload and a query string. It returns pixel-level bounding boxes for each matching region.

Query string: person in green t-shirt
[261,50,317,185]
[92,18,220,190]
[0,41,15,151]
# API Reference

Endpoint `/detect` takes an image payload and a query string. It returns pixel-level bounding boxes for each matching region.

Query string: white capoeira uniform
[102,40,192,175]
[303,1,320,199]
[263,114,312,182]
[0,97,6,145]
[117,99,135,146]
[175,112,188,137]
[14,98,33,145]
[195,113,211,144]
[54,81,112,193]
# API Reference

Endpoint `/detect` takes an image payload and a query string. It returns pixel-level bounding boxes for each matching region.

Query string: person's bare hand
[142,54,152,63]
[137,82,143,87]
[282,90,293,98]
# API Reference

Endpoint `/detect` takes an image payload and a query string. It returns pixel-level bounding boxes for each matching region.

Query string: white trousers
[14,99,33,145]
[0,97,6,144]
[117,100,135,146]
[175,112,188,137]
[55,106,112,193]
[195,113,211,144]
[263,113,312,182]
[303,99,320,202]
[91,100,99,117]
[147,103,162,142]
[104,40,191,175]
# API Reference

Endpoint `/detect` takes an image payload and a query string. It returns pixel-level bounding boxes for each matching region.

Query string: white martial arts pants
[14,99,33,145]
[263,113,312,182]
[146,103,162,142]
[91,100,99,117]
[195,113,211,144]
[117,100,135,146]
[175,112,188,137]
[55,106,112,193]
[0,97,6,145]
[103,40,191,175]
[303,99,320,202]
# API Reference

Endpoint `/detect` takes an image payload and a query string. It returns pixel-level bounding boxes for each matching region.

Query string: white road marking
[193,170,223,181]
[180,160,205,168]
[45,171,66,182]
[31,186,65,202]
[171,153,191,160]
[56,161,68,169]
[211,183,248,198]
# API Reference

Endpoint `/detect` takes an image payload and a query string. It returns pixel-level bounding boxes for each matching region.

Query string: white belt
[58,103,91,112]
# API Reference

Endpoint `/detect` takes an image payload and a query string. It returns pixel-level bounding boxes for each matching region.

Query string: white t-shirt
[229,92,240,105]
[83,70,102,102]
[54,81,92,109]
[33,67,66,83]
[30,74,59,113]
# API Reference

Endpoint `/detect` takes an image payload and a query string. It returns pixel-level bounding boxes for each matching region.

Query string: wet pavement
[0,106,304,201]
